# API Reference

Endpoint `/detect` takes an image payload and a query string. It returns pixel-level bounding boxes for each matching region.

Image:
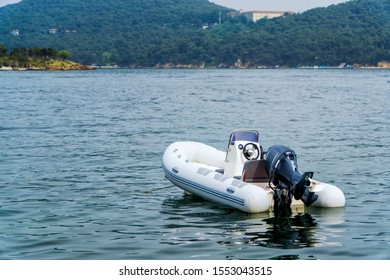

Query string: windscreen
[230,131,258,145]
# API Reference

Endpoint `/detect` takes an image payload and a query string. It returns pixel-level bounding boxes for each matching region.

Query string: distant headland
[0,46,95,71]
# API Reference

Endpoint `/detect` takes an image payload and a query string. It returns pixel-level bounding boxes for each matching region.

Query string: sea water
[0,69,389,259]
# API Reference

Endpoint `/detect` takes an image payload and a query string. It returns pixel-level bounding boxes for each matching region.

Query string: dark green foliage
[0,46,73,67]
[0,0,389,67]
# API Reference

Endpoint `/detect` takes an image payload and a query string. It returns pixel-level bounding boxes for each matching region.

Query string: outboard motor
[265,145,318,214]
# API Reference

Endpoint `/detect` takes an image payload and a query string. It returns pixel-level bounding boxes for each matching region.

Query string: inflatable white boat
[162,130,345,213]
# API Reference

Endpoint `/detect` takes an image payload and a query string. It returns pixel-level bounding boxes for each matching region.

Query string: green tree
[101,51,113,65]
[56,50,72,60]
[0,44,7,57]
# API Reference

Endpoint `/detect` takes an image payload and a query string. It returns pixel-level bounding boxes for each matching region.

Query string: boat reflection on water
[160,195,345,257]
[238,206,345,251]
[249,213,318,249]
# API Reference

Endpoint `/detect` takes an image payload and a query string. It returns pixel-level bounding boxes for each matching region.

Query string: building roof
[239,10,294,15]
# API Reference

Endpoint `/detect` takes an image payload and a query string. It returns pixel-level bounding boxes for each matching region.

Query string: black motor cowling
[265,145,318,211]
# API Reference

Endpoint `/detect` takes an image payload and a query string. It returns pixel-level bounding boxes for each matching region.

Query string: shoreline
[2,64,389,71]
[0,65,96,71]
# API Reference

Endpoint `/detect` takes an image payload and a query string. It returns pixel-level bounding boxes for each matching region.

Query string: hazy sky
[0,0,19,7]
[0,0,348,12]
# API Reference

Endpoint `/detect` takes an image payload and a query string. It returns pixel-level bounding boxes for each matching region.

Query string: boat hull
[162,141,345,213]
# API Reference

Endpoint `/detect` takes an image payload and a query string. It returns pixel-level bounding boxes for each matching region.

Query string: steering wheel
[243,143,260,160]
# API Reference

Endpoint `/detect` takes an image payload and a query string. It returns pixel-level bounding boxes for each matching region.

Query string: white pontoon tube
[162,130,345,213]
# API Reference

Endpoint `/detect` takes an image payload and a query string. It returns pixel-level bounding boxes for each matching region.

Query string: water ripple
[1,69,389,259]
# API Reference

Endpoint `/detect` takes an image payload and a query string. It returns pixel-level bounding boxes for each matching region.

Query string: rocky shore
[0,60,95,71]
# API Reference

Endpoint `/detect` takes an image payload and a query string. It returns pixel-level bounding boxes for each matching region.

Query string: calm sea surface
[0,69,389,260]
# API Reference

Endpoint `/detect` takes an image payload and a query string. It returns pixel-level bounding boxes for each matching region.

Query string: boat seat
[242,159,269,183]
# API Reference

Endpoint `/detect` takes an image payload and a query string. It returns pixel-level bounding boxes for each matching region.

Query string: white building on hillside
[230,10,294,22]
[11,29,19,36]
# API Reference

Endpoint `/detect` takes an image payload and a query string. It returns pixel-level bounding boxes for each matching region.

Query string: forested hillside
[0,0,389,67]
[0,0,230,66]
[227,0,390,67]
